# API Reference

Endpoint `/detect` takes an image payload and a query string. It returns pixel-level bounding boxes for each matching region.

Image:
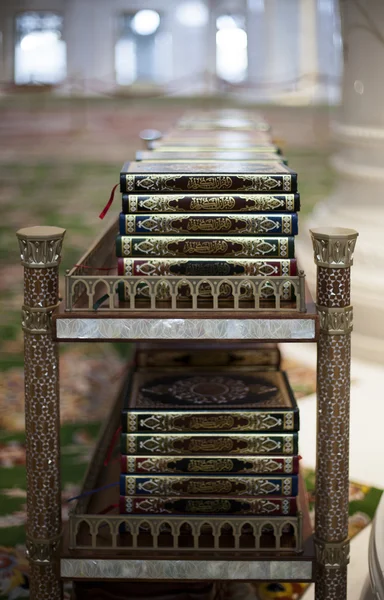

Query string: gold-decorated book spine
[119,495,298,515]
[122,193,300,214]
[120,432,298,456]
[120,474,298,497]
[120,172,297,193]
[120,455,300,475]
[122,410,299,433]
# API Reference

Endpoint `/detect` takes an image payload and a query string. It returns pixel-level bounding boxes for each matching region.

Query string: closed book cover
[121,369,299,433]
[115,236,295,258]
[119,495,297,515]
[121,433,298,456]
[134,342,281,370]
[118,213,298,236]
[136,151,286,163]
[121,455,299,475]
[117,258,297,278]
[120,161,297,193]
[122,194,300,214]
[120,474,298,497]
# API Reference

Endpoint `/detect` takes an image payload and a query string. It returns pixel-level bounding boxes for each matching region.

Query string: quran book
[150,142,281,153]
[120,474,298,497]
[115,236,295,258]
[121,433,298,456]
[119,495,297,516]
[121,455,299,475]
[117,258,297,278]
[160,130,272,142]
[121,369,299,433]
[136,149,288,165]
[176,116,270,132]
[134,342,281,370]
[136,150,287,163]
[122,193,300,214]
[120,161,297,193]
[118,213,298,236]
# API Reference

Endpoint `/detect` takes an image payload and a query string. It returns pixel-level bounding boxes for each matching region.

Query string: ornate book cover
[121,369,299,433]
[120,433,298,456]
[117,257,297,277]
[122,193,300,214]
[119,495,297,515]
[136,151,286,163]
[115,236,295,258]
[120,455,299,475]
[118,213,298,236]
[120,474,299,497]
[120,161,297,193]
[134,342,281,370]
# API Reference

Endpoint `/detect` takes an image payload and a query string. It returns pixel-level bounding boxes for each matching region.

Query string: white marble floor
[281,343,384,600]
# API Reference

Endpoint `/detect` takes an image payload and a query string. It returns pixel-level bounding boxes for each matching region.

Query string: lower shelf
[61,373,315,582]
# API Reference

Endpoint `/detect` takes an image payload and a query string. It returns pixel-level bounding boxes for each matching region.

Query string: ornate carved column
[299,0,384,363]
[16,226,66,600]
[311,227,358,600]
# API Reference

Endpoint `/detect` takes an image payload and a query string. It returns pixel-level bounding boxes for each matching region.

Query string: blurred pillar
[0,3,16,83]
[299,0,384,363]
[64,0,115,94]
[298,0,318,99]
[263,0,299,101]
[246,0,267,100]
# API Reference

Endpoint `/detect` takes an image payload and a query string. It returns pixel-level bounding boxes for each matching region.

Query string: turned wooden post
[311,227,358,600]
[16,226,66,600]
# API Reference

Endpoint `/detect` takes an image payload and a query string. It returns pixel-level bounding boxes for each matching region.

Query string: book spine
[122,193,300,214]
[121,410,299,433]
[120,455,300,475]
[120,173,297,193]
[115,236,295,259]
[120,474,298,497]
[120,433,298,456]
[118,213,298,236]
[119,495,298,515]
[117,258,297,277]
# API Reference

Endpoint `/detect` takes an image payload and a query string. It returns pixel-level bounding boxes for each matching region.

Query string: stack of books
[115,110,300,308]
[119,343,300,541]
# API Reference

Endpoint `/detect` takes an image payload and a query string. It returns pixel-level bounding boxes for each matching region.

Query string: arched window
[14,12,66,84]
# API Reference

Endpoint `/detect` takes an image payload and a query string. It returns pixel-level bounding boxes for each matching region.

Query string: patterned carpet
[0,354,382,599]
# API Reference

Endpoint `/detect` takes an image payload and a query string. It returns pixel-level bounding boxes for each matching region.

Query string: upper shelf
[53,218,318,343]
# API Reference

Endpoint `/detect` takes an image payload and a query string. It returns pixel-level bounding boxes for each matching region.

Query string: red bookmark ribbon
[99,183,119,219]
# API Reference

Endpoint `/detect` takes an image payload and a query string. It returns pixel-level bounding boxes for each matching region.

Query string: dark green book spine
[121,410,299,433]
[118,213,298,236]
[115,236,295,259]
[120,474,299,497]
[120,432,298,456]
[119,495,298,515]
